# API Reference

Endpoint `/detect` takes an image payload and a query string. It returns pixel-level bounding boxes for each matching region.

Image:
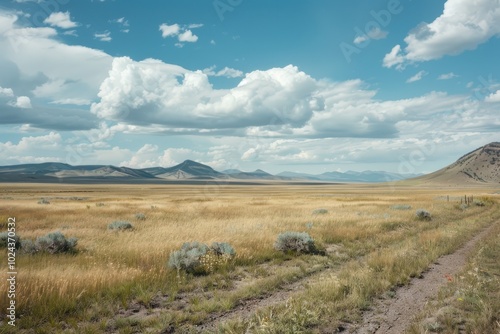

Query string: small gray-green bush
[108,221,134,231]
[474,200,485,207]
[459,203,469,211]
[135,213,146,220]
[168,242,236,275]
[35,231,78,254]
[95,202,105,207]
[38,198,50,205]
[415,209,432,221]
[391,204,412,210]
[211,242,236,257]
[0,232,21,249]
[274,231,318,254]
[20,239,38,255]
[312,208,328,215]
[168,242,209,274]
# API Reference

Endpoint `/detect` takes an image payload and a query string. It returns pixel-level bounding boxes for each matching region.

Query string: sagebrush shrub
[312,208,328,215]
[20,239,38,255]
[0,232,21,249]
[135,213,146,220]
[168,241,236,275]
[35,231,78,254]
[168,242,209,274]
[38,198,50,205]
[211,242,236,256]
[474,200,485,207]
[415,209,432,221]
[274,231,318,254]
[108,221,134,231]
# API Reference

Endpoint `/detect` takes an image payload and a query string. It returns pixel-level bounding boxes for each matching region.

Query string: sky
[0,0,499,175]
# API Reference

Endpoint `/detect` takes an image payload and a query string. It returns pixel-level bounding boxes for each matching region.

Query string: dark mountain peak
[179,160,206,167]
[253,169,271,176]
[158,160,222,178]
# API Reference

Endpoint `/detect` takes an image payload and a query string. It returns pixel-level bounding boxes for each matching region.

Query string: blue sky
[0,0,499,174]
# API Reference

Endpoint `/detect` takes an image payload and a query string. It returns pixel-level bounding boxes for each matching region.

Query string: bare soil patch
[349,221,499,334]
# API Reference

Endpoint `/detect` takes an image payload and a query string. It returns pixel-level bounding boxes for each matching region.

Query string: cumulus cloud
[0,86,14,97]
[406,70,428,83]
[485,90,500,103]
[159,22,200,43]
[178,30,198,42]
[43,11,78,29]
[159,23,179,37]
[0,11,112,109]
[91,57,320,129]
[384,0,500,68]
[383,45,405,70]
[0,132,62,164]
[90,56,491,140]
[8,95,31,108]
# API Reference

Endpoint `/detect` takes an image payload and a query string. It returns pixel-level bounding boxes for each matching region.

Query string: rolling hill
[411,142,500,185]
[0,142,497,184]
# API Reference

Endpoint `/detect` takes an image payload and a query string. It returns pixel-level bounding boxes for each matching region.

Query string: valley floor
[0,183,498,333]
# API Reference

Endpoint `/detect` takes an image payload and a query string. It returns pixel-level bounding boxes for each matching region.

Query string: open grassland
[0,183,499,333]
[408,214,500,334]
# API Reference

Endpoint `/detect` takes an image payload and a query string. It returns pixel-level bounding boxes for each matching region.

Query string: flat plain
[0,182,499,333]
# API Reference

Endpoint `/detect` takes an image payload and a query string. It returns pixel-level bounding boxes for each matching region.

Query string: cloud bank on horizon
[0,0,498,174]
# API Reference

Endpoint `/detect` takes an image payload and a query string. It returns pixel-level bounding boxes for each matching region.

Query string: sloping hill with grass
[412,142,500,185]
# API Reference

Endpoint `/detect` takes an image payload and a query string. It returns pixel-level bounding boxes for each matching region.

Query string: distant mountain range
[0,159,419,183]
[1,142,498,184]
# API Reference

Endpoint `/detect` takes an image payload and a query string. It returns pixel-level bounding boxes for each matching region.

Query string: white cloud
[89,56,491,140]
[50,98,92,106]
[159,23,179,38]
[91,57,320,129]
[406,70,428,83]
[354,27,388,45]
[0,132,62,164]
[0,86,14,97]
[485,90,500,103]
[0,12,113,104]
[159,23,201,43]
[114,17,129,26]
[203,66,243,78]
[178,30,198,42]
[95,31,111,42]
[384,0,500,68]
[120,145,231,169]
[438,72,458,80]
[8,96,32,108]
[63,30,77,36]
[383,45,405,70]
[43,11,78,29]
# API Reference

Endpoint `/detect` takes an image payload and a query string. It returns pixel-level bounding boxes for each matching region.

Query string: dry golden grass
[0,183,498,333]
